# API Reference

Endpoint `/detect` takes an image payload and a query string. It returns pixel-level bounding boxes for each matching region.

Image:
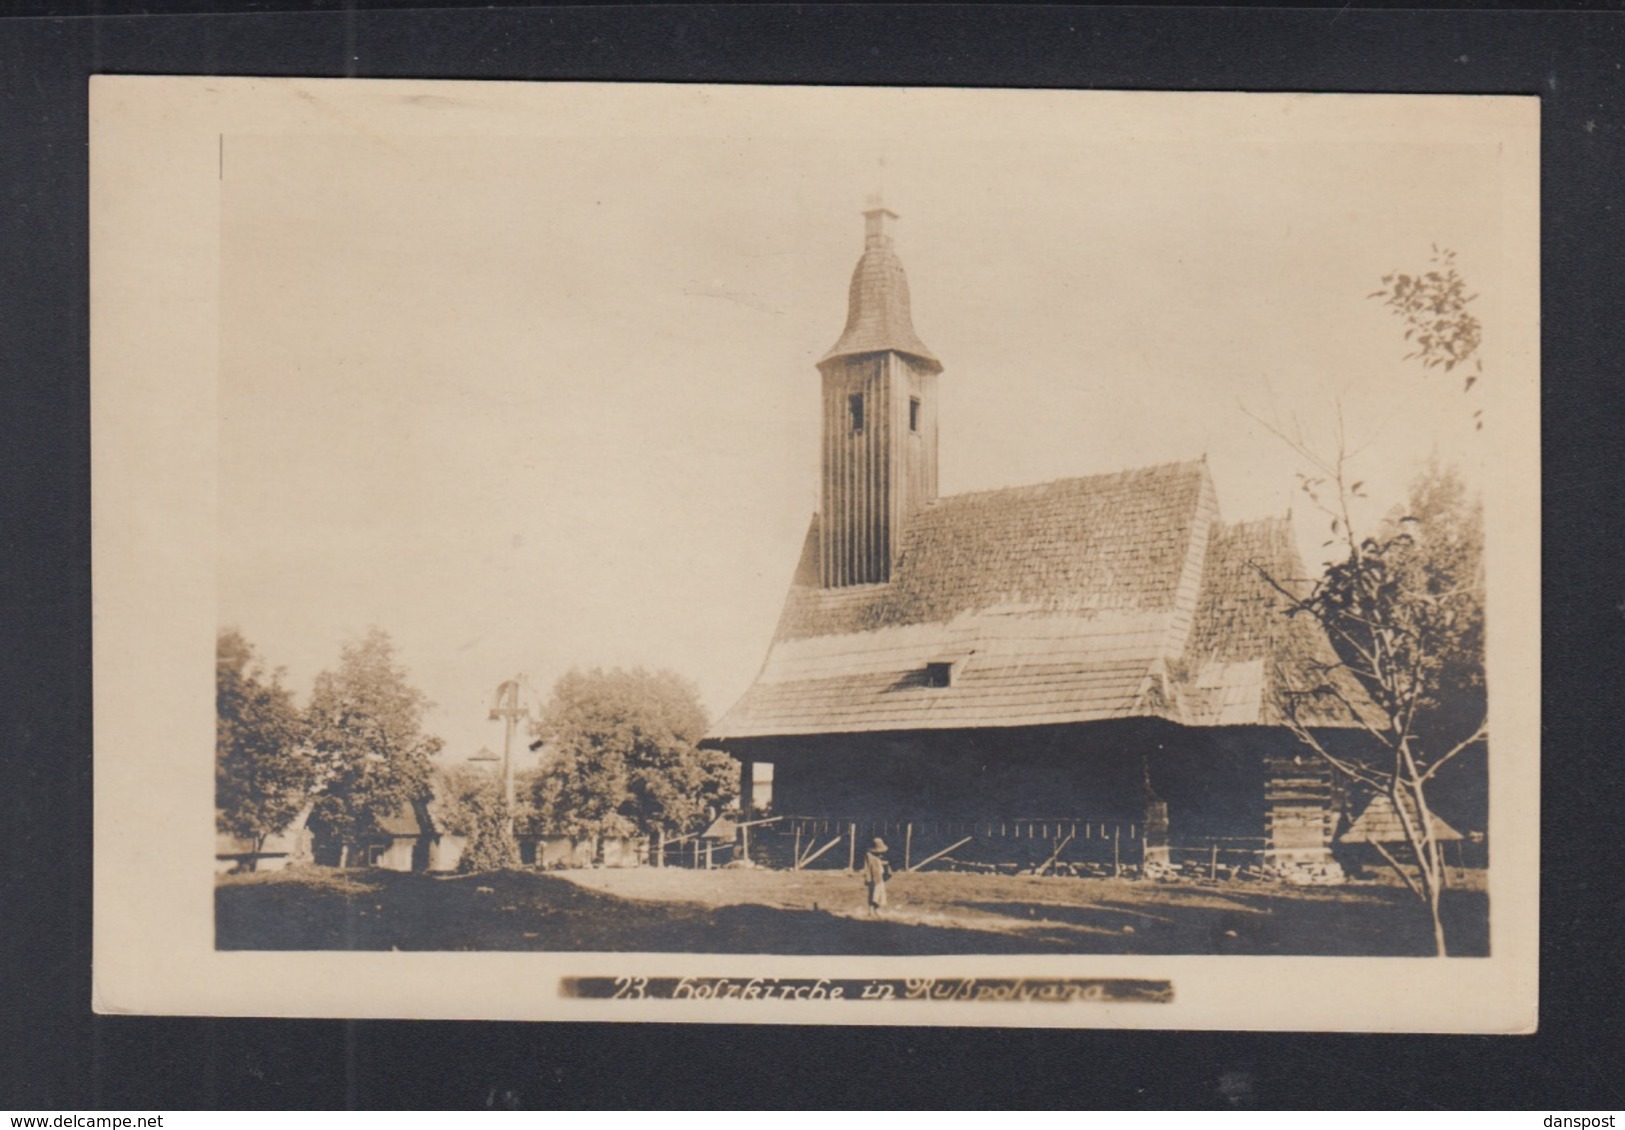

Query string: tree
[1244,250,1490,955]
[304,628,442,865]
[216,628,313,868]
[1265,456,1486,956]
[1395,462,1486,760]
[529,667,737,842]
[1371,245,1484,426]
[434,765,522,872]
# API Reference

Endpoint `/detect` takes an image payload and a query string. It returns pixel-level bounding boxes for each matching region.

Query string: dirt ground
[216,864,1489,956]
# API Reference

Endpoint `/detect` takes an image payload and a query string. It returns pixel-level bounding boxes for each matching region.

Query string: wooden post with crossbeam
[487,677,531,838]
[798,836,843,869]
[1036,832,1075,876]
[908,836,973,873]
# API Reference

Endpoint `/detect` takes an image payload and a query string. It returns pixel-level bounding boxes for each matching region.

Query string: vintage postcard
[92,77,1538,1029]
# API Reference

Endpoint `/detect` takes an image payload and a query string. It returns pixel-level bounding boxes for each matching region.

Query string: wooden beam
[798,836,843,869]
[733,815,784,829]
[908,836,973,873]
[1035,833,1075,876]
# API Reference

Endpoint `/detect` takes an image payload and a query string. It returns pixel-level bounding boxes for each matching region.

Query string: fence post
[1142,799,1170,875]
[794,825,802,870]
[1209,840,1218,881]
[1113,826,1121,877]
[656,829,664,869]
[706,841,714,870]
[905,822,913,872]
[848,822,856,871]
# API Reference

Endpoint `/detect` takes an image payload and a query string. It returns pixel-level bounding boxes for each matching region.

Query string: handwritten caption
[561,976,1172,1004]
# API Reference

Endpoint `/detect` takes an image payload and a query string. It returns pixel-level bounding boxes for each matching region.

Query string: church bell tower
[816,197,942,588]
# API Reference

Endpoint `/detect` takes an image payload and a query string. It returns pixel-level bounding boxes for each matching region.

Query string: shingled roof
[1175,515,1373,729]
[1340,793,1464,844]
[710,459,1370,740]
[819,204,941,374]
[376,800,435,837]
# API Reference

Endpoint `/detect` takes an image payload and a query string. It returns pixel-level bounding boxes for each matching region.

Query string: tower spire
[814,197,944,588]
[821,196,939,373]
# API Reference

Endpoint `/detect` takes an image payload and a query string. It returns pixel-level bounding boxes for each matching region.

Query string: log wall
[1262,750,1339,866]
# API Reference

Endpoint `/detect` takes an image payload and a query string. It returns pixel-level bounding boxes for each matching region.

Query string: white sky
[216,87,1511,762]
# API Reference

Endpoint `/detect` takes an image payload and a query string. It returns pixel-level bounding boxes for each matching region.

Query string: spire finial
[863,191,898,249]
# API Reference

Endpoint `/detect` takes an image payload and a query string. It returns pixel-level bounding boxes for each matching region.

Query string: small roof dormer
[819,195,942,374]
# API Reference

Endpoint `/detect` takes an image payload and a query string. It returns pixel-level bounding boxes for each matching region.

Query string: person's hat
[871,838,888,852]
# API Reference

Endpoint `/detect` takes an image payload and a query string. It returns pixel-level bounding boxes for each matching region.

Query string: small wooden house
[707,200,1374,879]
[309,799,457,872]
[1338,792,1465,878]
[214,808,313,873]
[514,816,647,869]
[363,802,436,871]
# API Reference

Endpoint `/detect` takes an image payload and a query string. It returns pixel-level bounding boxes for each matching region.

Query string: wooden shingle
[1341,793,1464,844]
[819,212,941,373]
[711,460,1373,740]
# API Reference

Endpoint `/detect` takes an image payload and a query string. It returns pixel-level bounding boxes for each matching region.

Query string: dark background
[3,1,1622,1110]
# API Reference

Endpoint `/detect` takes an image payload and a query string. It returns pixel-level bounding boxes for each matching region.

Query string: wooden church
[706,199,1371,878]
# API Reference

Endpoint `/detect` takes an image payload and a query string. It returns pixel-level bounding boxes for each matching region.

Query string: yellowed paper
[92,77,1538,1029]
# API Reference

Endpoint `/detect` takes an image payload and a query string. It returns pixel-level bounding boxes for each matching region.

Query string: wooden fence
[755,815,1149,876]
[647,816,1284,879]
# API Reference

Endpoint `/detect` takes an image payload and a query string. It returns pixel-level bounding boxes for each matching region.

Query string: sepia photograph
[92,78,1539,1028]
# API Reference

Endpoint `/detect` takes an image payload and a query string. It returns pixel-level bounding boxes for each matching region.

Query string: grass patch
[216,865,1488,956]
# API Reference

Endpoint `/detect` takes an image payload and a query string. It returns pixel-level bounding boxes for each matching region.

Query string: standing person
[860,837,892,916]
